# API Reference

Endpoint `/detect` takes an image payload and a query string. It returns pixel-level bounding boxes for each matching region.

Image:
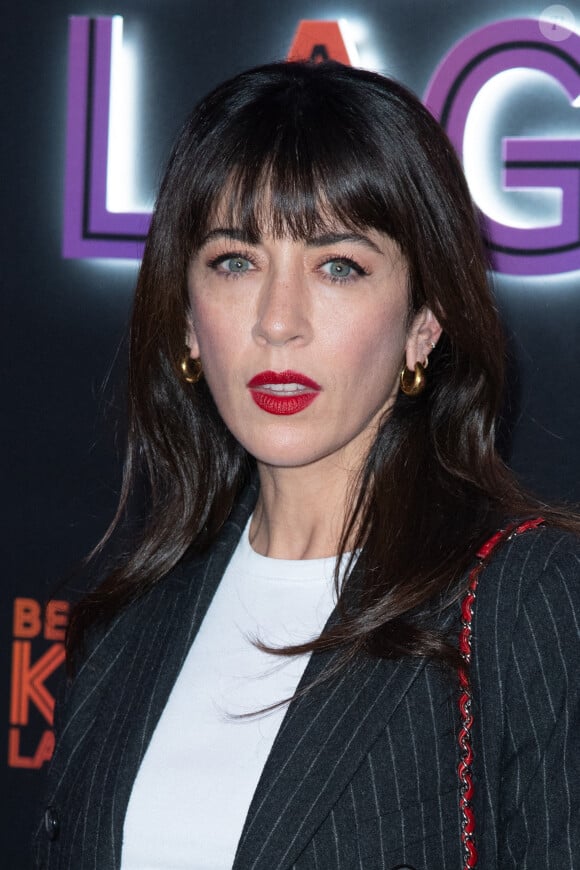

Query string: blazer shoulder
[473,523,580,616]
[470,523,580,687]
[470,525,580,865]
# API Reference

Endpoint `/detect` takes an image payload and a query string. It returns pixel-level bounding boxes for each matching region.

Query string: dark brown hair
[67,60,570,670]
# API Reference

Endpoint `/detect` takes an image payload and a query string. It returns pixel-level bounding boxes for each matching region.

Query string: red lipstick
[247,370,321,415]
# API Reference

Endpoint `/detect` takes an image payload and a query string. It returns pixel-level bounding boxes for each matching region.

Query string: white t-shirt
[121,518,341,870]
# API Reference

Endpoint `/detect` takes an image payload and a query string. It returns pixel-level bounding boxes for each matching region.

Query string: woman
[35,61,579,869]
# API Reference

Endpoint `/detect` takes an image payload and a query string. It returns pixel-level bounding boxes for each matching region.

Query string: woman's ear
[405,306,443,370]
[185,317,200,359]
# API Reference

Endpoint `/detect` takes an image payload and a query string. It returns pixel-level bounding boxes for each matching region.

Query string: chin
[237,432,332,470]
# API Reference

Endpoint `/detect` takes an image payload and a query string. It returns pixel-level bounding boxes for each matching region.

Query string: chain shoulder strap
[457,517,545,869]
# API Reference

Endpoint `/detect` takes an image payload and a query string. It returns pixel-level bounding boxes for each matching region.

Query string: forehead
[204,186,329,242]
[197,145,392,233]
[198,222,401,260]
[201,179,395,247]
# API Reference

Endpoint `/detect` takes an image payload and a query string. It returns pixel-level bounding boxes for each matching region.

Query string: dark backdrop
[3,1,580,866]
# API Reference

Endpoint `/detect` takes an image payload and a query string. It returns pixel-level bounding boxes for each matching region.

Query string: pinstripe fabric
[470,531,580,868]
[33,486,580,869]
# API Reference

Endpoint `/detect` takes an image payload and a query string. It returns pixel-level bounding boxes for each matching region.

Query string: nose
[252,263,312,347]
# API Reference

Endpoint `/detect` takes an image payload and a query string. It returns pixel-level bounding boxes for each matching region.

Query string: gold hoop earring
[180,353,203,384]
[400,361,426,397]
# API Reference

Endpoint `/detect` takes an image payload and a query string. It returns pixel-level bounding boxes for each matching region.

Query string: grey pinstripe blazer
[34,482,580,869]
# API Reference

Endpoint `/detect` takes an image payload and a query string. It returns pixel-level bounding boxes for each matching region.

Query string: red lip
[247,370,321,390]
[247,370,321,416]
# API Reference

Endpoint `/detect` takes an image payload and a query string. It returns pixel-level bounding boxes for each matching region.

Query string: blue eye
[322,258,365,280]
[328,260,352,278]
[222,256,251,273]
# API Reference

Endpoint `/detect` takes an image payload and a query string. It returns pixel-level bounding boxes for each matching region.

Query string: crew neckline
[238,516,350,582]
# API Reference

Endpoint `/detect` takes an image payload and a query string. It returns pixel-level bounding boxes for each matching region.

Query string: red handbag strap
[457,517,545,869]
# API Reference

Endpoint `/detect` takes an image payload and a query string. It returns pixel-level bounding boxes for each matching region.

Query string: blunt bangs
[172,63,423,256]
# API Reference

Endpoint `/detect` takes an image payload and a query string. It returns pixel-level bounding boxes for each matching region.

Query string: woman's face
[186,222,440,475]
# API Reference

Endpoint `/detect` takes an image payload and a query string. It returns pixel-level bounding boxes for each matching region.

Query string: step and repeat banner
[3,1,580,864]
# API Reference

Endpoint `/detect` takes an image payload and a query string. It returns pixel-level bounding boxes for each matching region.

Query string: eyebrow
[200,228,255,246]
[199,228,385,256]
[307,232,384,255]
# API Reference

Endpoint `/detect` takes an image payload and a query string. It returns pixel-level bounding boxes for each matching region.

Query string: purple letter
[63,17,150,260]
[424,18,580,276]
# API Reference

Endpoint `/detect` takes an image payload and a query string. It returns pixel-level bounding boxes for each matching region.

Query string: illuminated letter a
[287,21,354,65]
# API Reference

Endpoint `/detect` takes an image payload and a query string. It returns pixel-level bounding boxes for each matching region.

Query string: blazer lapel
[108,479,261,792]
[233,635,431,870]
[51,480,260,867]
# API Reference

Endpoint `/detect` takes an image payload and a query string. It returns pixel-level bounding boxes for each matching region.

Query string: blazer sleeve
[497,544,580,867]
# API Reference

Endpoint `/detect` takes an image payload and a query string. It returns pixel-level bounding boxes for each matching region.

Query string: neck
[249,460,359,560]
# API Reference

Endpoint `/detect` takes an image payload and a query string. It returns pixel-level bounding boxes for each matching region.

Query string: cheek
[332,307,408,381]
[189,303,251,408]
[191,301,239,359]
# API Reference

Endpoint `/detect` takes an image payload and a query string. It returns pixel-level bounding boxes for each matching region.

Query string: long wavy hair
[67,60,567,671]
